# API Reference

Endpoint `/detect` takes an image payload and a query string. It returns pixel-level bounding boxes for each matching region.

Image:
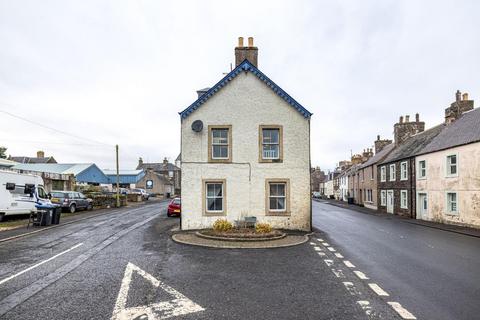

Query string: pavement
[0,200,403,320]
[312,199,480,320]
[315,198,480,238]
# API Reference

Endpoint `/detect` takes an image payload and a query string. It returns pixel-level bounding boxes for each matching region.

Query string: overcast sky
[1,0,479,172]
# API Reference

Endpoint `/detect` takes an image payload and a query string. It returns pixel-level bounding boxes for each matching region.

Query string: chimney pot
[248,37,254,47]
[463,92,469,100]
[416,113,419,122]
[238,37,244,47]
[405,115,410,122]
[399,116,403,123]
[377,135,380,140]
[456,90,461,102]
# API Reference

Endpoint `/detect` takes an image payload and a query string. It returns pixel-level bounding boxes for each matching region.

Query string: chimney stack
[394,114,425,146]
[138,157,143,166]
[235,36,258,67]
[445,90,474,124]
[37,150,45,158]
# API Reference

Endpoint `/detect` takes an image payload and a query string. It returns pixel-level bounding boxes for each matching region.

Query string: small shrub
[213,219,233,232]
[255,223,272,233]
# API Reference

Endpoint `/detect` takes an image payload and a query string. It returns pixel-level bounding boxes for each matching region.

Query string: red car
[167,198,181,217]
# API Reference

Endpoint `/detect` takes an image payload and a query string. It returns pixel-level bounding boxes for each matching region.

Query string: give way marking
[111,262,204,320]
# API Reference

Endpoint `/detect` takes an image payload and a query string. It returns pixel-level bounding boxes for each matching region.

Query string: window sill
[259,159,283,163]
[417,177,427,180]
[266,211,291,216]
[208,159,232,164]
[445,175,459,178]
[204,211,226,216]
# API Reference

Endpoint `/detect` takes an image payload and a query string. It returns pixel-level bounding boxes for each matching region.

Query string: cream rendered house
[179,38,312,231]
[416,92,480,228]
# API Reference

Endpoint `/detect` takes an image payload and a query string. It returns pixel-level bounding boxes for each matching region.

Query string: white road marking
[112,262,204,320]
[317,238,324,242]
[314,247,322,251]
[309,242,316,245]
[317,252,326,257]
[331,268,346,278]
[0,211,162,317]
[388,302,416,319]
[323,259,334,267]
[343,260,355,268]
[342,282,360,296]
[368,283,389,296]
[0,243,84,285]
[322,242,330,246]
[353,270,369,280]
[357,301,374,318]
[334,253,344,258]
[327,247,336,252]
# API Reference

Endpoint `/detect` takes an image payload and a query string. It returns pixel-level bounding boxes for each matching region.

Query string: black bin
[38,209,52,226]
[347,197,354,204]
[51,206,62,225]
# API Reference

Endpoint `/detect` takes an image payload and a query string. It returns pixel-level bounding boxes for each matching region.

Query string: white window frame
[418,160,427,179]
[380,190,386,206]
[389,164,396,181]
[400,161,408,181]
[380,166,386,182]
[446,154,459,177]
[204,181,225,214]
[211,128,229,160]
[400,190,408,209]
[446,192,458,215]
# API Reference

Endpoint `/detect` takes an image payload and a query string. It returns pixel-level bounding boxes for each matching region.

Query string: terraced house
[377,114,444,217]
[415,92,479,228]
[179,38,312,231]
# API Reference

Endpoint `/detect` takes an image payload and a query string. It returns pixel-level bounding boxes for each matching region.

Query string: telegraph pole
[116,144,120,208]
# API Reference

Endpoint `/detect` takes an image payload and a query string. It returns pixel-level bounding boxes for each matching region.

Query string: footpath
[314,198,480,238]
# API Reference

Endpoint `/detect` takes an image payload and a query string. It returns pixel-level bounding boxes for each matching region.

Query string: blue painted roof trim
[179,60,312,119]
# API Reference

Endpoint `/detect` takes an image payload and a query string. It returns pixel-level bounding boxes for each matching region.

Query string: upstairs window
[208,126,232,163]
[259,126,283,162]
[446,155,458,176]
[389,164,396,181]
[418,160,427,179]
[400,161,408,180]
[380,166,386,182]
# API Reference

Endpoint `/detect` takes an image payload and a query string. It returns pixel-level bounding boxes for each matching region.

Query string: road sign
[111,263,204,320]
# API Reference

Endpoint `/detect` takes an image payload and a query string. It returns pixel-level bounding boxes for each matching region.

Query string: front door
[418,193,428,220]
[387,190,394,214]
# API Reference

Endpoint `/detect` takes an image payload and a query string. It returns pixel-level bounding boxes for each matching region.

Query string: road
[0,200,403,320]
[312,200,480,320]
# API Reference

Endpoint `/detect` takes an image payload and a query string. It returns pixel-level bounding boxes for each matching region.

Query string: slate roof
[137,162,180,172]
[418,108,480,155]
[0,158,17,167]
[179,60,312,119]
[380,124,446,164]
[360,144,395,168]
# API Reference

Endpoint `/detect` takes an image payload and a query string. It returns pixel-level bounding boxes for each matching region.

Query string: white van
[0,170,51,221]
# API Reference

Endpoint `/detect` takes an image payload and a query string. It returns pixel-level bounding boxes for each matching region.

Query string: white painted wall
[416,142,480,228]
[181,72,311,231]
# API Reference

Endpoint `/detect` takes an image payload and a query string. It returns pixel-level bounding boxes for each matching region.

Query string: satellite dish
[191,120,203,132]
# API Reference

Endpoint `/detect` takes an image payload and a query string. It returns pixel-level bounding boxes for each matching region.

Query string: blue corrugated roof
[179,60,312,119]
[12,163,110,184]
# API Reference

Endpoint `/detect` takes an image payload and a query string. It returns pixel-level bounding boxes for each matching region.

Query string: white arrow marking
[111,262,204,320]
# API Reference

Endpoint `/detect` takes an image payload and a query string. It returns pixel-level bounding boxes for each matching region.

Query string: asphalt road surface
[312,200,480,320]
[0,200,404,320]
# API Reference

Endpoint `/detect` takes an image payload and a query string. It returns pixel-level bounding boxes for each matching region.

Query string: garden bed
[196,228,286,242]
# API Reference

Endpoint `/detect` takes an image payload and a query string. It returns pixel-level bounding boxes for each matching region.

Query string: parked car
[49,191,93,213]
[131,188,149,200]
[0,170,51,221]
[167,197,181,217]
[312,191,321,198]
